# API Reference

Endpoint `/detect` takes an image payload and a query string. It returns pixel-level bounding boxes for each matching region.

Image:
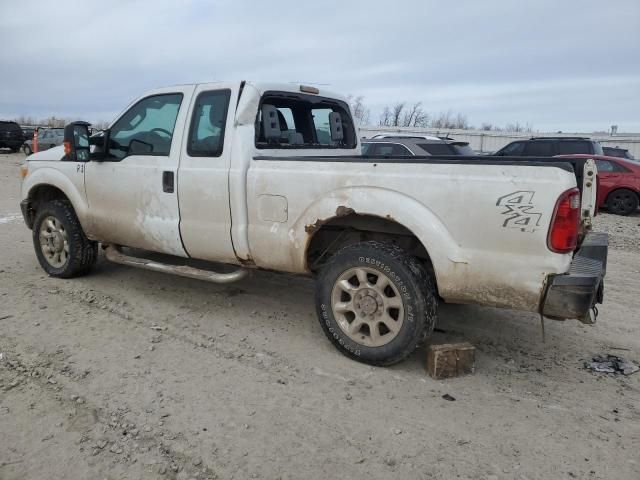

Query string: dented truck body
[20,81,607,364]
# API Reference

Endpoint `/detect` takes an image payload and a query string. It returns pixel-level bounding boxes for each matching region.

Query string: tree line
[347,96,533,132]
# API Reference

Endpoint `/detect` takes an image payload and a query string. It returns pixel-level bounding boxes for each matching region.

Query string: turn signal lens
[20,164,28,179]
[548,188,580,253]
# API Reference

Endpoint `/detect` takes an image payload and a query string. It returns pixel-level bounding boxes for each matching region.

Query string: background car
[0,120,25,152]
[494,136,604,156]
[362,136,475,156]
[602,146,635,160]
[22,127,64,155]
[557,154,640,215]
[21,126,37,143]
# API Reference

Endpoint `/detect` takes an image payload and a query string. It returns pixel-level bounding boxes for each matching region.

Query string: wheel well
[305,213,437,290]
[24,185,70,228]
[606,187,640,203]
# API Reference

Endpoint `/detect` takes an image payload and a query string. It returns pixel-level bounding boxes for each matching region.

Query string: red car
[556,154,640,215]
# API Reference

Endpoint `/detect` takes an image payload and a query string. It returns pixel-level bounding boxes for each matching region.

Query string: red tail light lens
[548,188,580,253]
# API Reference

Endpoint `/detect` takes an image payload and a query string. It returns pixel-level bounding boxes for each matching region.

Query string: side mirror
[329,112,344,142]
[262,104,281,143]
[89,129,110,161]
[63,121,91,162]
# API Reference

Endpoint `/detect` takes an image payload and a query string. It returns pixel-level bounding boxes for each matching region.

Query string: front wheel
[32,200,98,278]
[607,188,638,215]
[23,144,32,155]
[316,241,437,366]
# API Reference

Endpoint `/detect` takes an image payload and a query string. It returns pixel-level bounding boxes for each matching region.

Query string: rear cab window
[256,92,356,149]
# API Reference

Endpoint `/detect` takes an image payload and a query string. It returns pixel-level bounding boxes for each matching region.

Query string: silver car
[23,128,64,155]
[361,136,476,156]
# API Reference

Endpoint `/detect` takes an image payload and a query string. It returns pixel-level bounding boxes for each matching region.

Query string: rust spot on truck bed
[305,206,355,235]
[335,206,355,217]
[305,219,327,234]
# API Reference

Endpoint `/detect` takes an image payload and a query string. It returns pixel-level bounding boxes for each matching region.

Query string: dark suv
[0,121,25,152]
[494,137,604,157]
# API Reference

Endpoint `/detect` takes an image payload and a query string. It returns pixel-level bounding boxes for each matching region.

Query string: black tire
[32,200,98,278]
[316,241,437,366]
[23,145,32,156]
[607,188,639,215]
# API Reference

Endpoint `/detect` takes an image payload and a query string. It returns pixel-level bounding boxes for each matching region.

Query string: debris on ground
[442,394,456,401]
[584,355,639,375]
[426,342,475,379]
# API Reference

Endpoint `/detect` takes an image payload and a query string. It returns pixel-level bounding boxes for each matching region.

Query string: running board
[104,245,249,284]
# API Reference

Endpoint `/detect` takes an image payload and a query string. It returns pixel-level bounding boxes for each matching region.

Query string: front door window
[109,93,183,160]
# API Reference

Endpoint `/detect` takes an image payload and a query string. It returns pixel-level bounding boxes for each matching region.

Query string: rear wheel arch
[305,212,439,296]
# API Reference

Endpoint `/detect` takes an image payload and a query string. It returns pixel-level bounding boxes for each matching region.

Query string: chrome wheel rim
[331,267,404,347]
[39,215,69,268]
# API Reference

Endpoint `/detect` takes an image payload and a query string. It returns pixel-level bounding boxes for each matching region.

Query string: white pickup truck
[19,81,608,365]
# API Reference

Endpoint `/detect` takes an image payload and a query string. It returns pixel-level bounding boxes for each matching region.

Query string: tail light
[548,188,580,253]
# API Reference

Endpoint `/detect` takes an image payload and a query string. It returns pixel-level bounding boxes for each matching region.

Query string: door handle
[162,171,174,193]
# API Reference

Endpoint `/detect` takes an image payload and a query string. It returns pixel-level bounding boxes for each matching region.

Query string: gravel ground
[1,151,639,480]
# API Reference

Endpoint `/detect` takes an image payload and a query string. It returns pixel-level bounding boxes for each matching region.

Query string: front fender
[22,164,89,227]
[292,185,467,287]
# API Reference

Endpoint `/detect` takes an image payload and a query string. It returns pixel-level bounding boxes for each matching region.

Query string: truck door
[84,86,195,256]
[177,83,237,263]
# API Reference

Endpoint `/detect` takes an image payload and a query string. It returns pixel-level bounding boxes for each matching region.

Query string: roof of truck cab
[153,81,349,103]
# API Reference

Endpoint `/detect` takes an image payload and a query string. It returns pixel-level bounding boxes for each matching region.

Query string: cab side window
[187,90,231,157]
[109,93,183,160]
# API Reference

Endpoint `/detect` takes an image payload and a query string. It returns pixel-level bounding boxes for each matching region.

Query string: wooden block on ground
[426,342,475,379]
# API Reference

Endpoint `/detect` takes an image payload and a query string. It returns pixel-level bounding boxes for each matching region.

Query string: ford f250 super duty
[19,81,608,365]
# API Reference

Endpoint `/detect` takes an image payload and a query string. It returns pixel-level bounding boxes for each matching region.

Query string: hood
[27,145,65,161]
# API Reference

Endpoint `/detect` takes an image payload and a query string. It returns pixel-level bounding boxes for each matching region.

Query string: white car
[19,81,607,365]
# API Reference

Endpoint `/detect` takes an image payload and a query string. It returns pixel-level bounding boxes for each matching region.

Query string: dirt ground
[1,150,639,480]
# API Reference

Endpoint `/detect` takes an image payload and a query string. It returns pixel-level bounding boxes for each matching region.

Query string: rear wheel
[23,144,32,155]
[316,241,437,366]
[32,200,98,278]
[607,188,638,215]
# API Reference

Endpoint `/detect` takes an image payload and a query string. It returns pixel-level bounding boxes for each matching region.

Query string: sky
[1,0,639,132]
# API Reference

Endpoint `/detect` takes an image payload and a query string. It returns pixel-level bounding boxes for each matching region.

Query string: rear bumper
[542,232,608,323]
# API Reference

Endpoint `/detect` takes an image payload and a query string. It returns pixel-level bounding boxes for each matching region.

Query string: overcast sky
[1,0,639,132]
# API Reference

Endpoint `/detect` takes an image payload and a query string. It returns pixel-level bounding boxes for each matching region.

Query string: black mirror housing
[63,121,91,162]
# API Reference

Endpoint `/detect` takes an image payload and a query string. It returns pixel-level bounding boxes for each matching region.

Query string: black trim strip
[252,154,577,173]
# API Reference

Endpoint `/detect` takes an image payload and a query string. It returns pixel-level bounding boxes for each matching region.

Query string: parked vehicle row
[361,134,638,216]
[22,127,64,155]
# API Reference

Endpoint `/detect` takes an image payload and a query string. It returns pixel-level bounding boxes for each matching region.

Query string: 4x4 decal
[496,191,542,232]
